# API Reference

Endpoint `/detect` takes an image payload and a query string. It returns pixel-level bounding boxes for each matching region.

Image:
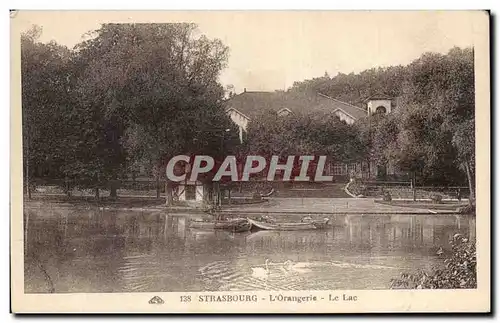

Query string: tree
[403,47,475,198]
[352,47,474,196]
[21,26,76,197]
[289,65,406,108]
[452,119,475,205]
[225,84,236,98]
[244,111,364,180]
[73,23,236,200]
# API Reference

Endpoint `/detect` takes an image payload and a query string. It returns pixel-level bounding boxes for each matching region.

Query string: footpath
[222,197,459,215]
[24,196,461,215]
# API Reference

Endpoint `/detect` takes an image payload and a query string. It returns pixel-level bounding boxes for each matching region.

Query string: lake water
[24,207,475,293]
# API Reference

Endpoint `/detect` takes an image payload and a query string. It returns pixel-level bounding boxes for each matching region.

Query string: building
[172,180,206,204]
[225,90,400,180]
[226,90,375,142]
[167,159,216,206]
[364,94,393,115]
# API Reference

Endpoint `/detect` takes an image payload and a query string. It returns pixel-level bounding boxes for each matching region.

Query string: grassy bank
[24,195,166,209]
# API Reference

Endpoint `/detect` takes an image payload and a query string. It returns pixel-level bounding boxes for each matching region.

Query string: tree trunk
[156,175,161,199]
[110,186,117,199]
[95,187,100,201]
[165,181,173,206]
[110,180,118,199]
[464,160,475,206]
[219,186,224,207]
[215,183,221,207]
[412,171,416,201]
[65,177,71,197]
[367,159,371,179]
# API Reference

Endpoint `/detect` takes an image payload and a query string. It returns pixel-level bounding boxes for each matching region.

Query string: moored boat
[189,218,251,232]
[247,218,329,231]
[231,220,252,233]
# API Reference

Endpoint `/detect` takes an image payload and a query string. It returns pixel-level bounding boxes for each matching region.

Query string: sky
[13,11,483,93]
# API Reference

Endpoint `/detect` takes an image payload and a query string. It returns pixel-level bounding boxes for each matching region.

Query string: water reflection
[24,207,475,293]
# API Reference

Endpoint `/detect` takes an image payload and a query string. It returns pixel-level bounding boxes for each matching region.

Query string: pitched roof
[317,93,369,120]
[226,91,368,120]
[363,94,393,102]
[226,91,283,119]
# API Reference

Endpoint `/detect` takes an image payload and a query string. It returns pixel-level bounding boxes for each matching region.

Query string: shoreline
[23,202,464,215]
[21,195,471,216]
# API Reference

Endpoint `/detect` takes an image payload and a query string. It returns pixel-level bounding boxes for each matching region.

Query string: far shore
[374,199,470,211]
[22,195,470,216]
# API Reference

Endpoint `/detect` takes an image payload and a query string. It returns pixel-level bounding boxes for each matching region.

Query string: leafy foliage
[22,24,238,196]
[21,27,76,186]
[71,24,236,186]
[352,48,473,194]
[244,111,365,163]
[390,233,476,289]
[290,65,407,109]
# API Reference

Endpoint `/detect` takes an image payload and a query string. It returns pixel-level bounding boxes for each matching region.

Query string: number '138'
[180,296,191,302]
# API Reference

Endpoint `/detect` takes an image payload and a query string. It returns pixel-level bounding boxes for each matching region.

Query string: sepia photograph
[10,10,490,313]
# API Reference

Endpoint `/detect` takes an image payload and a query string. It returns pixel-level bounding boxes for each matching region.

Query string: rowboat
[247,218,329,231]
[189,218,251,232]
[230,220,252,233]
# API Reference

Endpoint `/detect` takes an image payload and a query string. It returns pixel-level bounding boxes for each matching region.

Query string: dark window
[375,106,387,114]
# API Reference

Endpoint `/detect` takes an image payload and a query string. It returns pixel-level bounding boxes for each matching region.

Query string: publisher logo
[149,296,165,305]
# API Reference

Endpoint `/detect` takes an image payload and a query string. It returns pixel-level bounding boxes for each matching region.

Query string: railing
[357,180,470,199]
[362,181,412,187]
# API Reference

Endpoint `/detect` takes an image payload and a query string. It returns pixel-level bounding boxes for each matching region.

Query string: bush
[382,191,392,201]
[252,192,262,200]
[431,194,443,204]
[348,180,367,196]
[456,204,475,215]
[390,233,476,289]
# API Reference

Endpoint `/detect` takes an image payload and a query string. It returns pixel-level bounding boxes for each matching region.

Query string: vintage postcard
[10,10,490,313]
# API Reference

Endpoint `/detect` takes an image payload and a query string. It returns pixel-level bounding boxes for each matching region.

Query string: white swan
[281,260,312,274]
[251,259,314,279]
[251,259,270,279]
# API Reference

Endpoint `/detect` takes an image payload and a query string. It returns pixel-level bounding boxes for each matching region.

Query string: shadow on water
[24,206,475,293]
